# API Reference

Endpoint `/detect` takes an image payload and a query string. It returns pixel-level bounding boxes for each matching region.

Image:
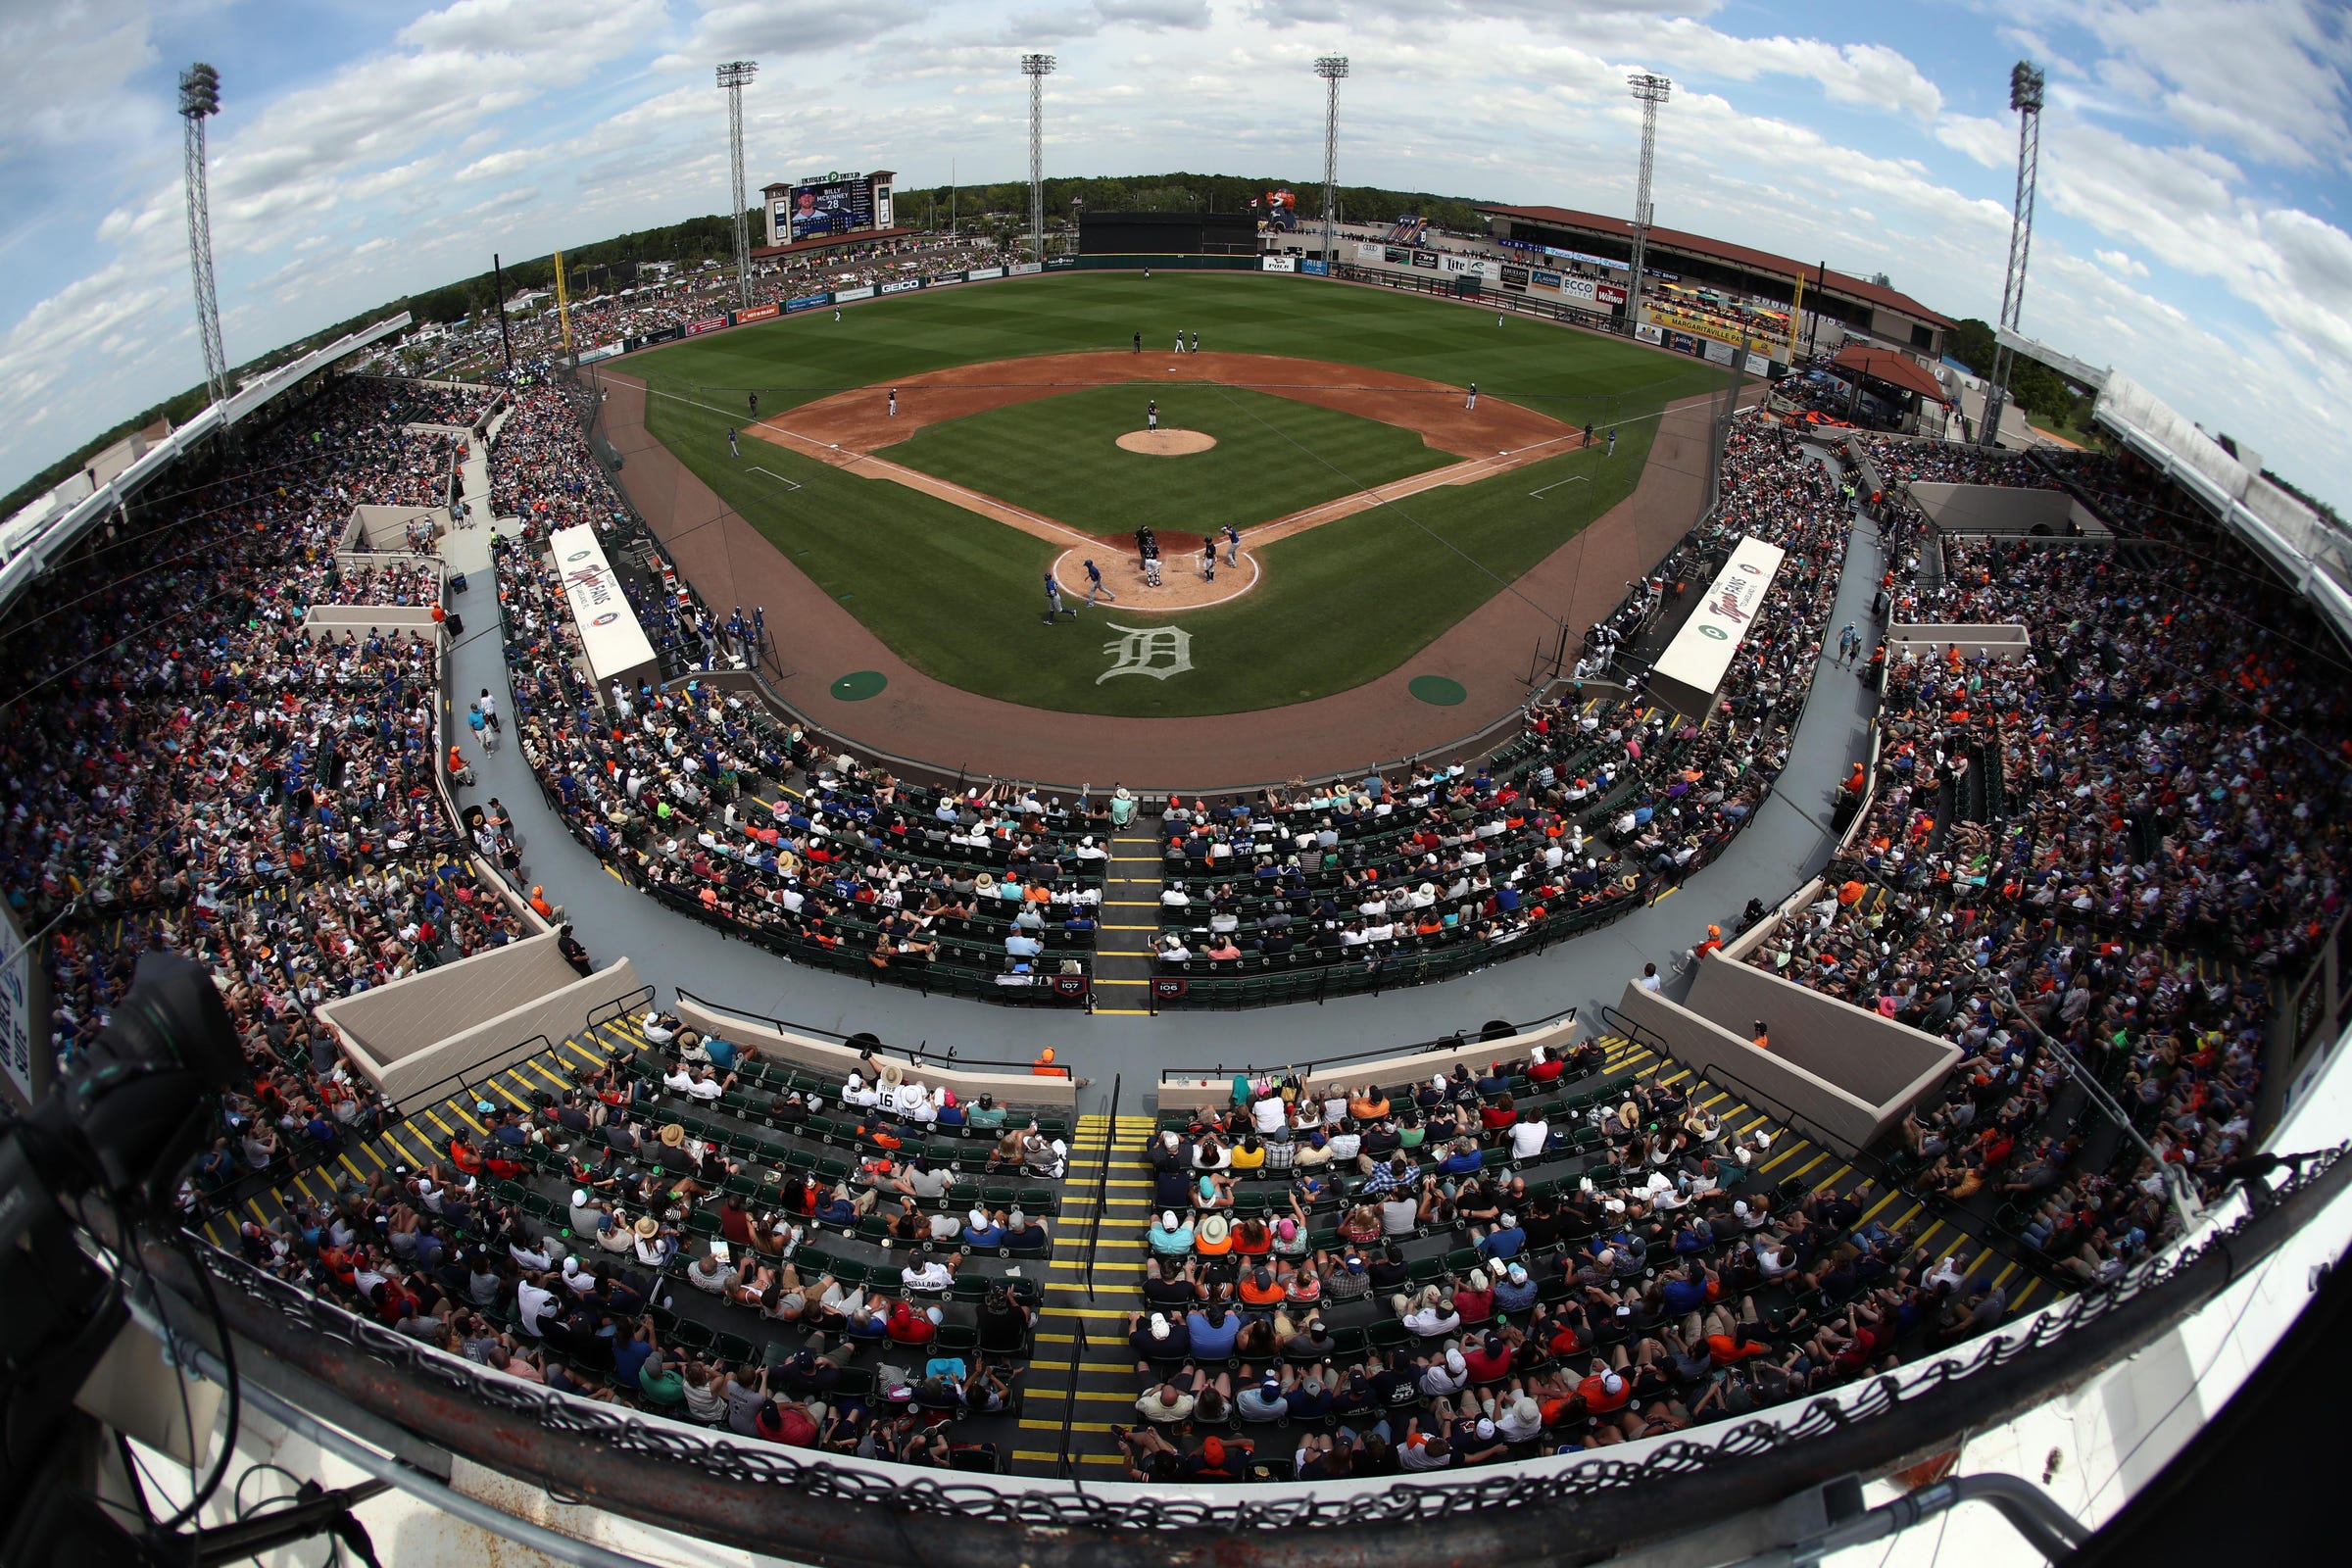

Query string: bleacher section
[199,1011,1078,1469]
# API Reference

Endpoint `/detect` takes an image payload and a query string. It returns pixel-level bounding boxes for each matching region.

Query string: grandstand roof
[1830,344,1950,403]
[1473,203,1952,328]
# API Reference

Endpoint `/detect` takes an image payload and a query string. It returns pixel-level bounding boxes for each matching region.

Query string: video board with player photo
[780,175,872,241]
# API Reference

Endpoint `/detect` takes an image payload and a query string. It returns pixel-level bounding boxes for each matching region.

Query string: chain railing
[162,1142,2344,1542]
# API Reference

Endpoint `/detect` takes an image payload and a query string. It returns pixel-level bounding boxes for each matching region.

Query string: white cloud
[2,0,2348,515]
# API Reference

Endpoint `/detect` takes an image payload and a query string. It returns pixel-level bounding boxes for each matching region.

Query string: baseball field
[628,271,1724,717]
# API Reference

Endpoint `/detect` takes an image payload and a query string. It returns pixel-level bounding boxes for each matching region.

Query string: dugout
[1079,211,1259,256]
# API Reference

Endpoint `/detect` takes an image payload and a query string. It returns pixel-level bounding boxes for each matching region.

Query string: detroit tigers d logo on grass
[1097,624,1194,684]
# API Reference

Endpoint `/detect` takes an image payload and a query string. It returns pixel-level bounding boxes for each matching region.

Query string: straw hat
[634,1215,660,1239]
[660,1123,685,1148]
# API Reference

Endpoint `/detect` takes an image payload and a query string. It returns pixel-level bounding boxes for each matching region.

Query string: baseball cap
[1200,1436,1227,1464]
[1476,1418,1496,1440]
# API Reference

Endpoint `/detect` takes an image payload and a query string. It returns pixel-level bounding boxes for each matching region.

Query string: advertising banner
[686,316,729,336]
[1260,256,1298,272]
[1650,534,1787,716]
[780,172,873,241]
[1302,259,1329,276]
[576,342,622,365]
[1703,338,1738,366]
[1410,251,1440,270]
[1597,283,1628,306]
[1498,264,1531,286]
[643,324,685,346]
[784,294,830,314]
[1635,322,1664,344]
[926,272,963,287]
[1647,302,1782,353]
[965,266,1004,281]
[1559,276,1598,302]
[0,900,34,1104]
[878,279,923,296]
[1745,353,1775,376]
[833,284,876,301]
[1356,243,1385,262]
[1384,246,1413,264]
[735,303,780,323]
[1008,262,1043,276]
[1044,256,1078,270]
[550,524,659,694]
[1532,270,1562,290]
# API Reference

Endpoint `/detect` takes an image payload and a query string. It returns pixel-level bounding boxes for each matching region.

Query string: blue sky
[2,0,2347,508]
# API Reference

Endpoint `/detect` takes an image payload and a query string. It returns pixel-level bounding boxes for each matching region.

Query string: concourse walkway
[440,463,1887,1108]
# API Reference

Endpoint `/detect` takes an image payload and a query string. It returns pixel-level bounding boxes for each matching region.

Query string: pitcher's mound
[1117,428,1216,456]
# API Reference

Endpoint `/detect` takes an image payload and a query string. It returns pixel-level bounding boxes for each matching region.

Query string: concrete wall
[344,503,449,554]
[1884,622,2032,662]
[1910,482,2093,537]
[329,948,645,1110]
[1157,1012,1586,1107]
[1688,954,1958,1110]
[321,932,581,1071]
[672,995,1079,1112]
[301,609,442,644]
[1615,980,1888,1155]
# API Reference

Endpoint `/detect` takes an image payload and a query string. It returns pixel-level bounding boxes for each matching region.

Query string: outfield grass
[630,273,1719,715]
[878,384,1454,535]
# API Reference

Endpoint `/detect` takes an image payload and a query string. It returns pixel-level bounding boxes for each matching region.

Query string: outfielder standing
[888,388,898,417]
[1464,381,1478,412]
[1607,427,1618,456]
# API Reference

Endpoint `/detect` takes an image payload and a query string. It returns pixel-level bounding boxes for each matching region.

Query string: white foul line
[1528,475,1591,499]
[747,466,803,491]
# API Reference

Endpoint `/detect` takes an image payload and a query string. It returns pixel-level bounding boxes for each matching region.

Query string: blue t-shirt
[1187,1312,1241,1359]
[1661,1276,1710,1315]
[703,1036,740,1070]
[612,1338,656,1385]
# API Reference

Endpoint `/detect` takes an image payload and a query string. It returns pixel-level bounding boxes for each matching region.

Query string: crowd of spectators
[311,562,445,607]
[0,371,570,1234]
[1858,435,2060,492]
[1107,1051,2009,1480]
[1744,482,2333,1261]
[1147,416,1855,983]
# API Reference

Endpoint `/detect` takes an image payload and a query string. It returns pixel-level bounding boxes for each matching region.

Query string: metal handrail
[1054,1315,1090,1481]
[672,984,1058,1071]
[1596,1003,2061,1292]
[1083,1073,1121,1301]
[583,982,657,1035]
[1154,1005,1577,1085]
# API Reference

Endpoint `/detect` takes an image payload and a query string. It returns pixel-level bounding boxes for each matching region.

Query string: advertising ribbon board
[878,279,923,296]
[1410,251,1440,270]
[965,266,1004,281]
[735,303,780,322]
[833,284,876,301]
[1649,533,1788,719]
[685,316,729,336]
[1260,256,1298,272]
[1744,352,1775,376]
[1597,283,1628,306]
[1302,259,1330,275]
[1008,261,1044,276]
[784,294,830,314]
[1044,256,1078,270]
[1635,322,1664,344]
[1531,270,1562,289]
[1356,243,1386,262]
[1384,246,1413,264]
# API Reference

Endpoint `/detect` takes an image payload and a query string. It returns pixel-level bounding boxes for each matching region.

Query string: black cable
[147,1229,241,1536]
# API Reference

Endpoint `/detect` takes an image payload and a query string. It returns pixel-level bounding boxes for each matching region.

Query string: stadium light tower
[716,61,759,311]
[177,62,229,408]
[1315,56,1348,265]
[1022,54,1056,265]
[1979,60,2046,447]
[1624,73,1671,333]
